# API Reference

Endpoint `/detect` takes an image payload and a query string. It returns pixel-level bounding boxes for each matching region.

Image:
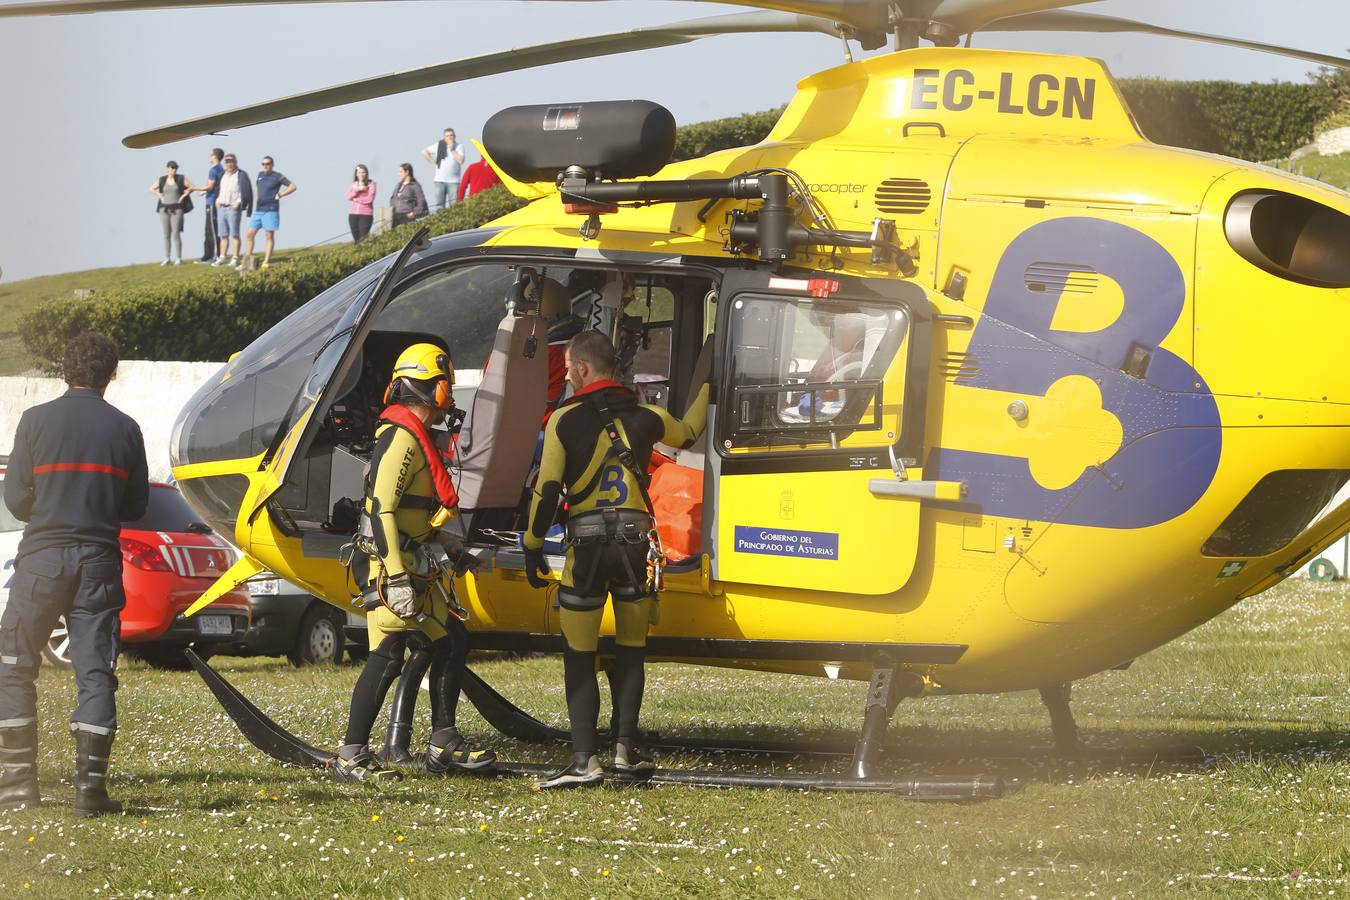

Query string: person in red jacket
[456,156,502,202]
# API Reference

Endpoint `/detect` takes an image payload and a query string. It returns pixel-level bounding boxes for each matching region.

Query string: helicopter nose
[170,367,255,542]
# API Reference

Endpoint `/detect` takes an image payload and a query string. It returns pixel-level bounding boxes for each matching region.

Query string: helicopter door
[707,270,932,595]
[260,230,429,509]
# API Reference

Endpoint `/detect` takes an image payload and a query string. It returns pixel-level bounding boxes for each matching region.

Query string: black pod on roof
[483,100,677,183]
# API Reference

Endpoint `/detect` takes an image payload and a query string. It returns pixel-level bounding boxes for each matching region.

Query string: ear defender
[434,378,451,410]
[384,381,395,405]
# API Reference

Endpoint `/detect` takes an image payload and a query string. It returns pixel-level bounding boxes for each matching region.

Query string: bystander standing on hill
[212,153,250,267]
[421,127,463,211]
[391,163,428,226]
[238,156,296,272]
[347,164,376,243]
[148,161,197,266]
[194,148,224,264]
[457,155,502,202]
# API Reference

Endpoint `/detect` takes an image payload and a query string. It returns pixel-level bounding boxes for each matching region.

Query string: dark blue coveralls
[1,388,148,735]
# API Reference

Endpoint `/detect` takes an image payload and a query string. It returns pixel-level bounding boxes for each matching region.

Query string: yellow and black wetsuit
[524,379,708,760]
[341,415,489,772]
[364,420,452,645]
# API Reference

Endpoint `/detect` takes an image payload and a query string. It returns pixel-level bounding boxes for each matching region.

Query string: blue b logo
[594,464,630,507]
[929,217,1221,528]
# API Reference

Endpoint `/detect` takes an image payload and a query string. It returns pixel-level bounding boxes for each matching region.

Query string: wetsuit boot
[610,645,655,774]
[422,631,495,773]
[534,751,604,790]
[330,744,403,784]
[536,647,604,790]
[0,723,40,810]
[377,639,432,766]
[73,729,121,817]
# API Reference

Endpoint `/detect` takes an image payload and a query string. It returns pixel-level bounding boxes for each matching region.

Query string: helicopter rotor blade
[980,9,1350,70]
[922,0,1101,35]
[0,0,890,29]
[122,10,841,148]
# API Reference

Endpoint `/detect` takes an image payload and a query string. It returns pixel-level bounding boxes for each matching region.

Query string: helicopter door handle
[902,122,945,138]
[868,479,966,501]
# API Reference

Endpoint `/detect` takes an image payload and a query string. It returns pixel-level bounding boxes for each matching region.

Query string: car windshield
[126,486,210,533]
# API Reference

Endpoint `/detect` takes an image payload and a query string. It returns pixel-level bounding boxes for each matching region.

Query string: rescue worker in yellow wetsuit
[332,343,496,783]
[523,331,709,789]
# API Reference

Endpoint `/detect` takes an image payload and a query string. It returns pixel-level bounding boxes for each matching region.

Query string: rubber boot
[73,729,122,818]
[0,723,40,810]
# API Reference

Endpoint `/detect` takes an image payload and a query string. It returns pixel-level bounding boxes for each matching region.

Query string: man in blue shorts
[212,153,250,267]
[239,156,296,272]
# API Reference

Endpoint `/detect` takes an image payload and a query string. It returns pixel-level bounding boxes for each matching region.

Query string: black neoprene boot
[0,723,40,810]
[73,729,122,818]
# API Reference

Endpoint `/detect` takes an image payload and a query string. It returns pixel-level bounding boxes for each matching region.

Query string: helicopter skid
[185,649,1002,798]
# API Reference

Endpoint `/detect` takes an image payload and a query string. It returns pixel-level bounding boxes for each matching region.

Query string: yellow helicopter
[9,0,1350,794]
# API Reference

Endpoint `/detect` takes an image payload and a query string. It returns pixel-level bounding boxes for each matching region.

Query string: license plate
[198,615,233,636]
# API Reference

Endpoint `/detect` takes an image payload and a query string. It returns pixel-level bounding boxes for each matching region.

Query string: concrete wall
[2,361,484,484]
[0,360,225,483]
[1315,126,1350,156]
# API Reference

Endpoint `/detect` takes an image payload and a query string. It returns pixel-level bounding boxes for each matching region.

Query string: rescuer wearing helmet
[523,330,709,789]
[331,342,495,783]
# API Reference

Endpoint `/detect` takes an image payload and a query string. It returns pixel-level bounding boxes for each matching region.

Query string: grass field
[0,580,1346,898]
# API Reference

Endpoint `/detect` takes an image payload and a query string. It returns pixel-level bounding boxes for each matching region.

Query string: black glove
[524,546,551,589]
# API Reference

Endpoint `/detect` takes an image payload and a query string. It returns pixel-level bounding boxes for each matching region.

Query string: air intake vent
[943,351,979,383]
[1024,263,1099,295]
[874,178,931,215]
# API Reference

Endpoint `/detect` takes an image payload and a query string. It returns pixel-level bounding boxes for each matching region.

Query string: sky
[0,0,1346,283]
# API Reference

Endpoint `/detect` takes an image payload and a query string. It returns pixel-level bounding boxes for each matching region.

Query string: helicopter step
[184,649,1003,798]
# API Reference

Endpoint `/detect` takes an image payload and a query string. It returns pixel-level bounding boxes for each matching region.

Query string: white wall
[1,361,484,484]
[0,360,225,483]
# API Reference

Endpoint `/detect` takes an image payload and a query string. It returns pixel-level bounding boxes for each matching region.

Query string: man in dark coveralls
[1,333,148,816]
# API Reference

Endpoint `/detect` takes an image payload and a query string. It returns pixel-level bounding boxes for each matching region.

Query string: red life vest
[377,404,459,510]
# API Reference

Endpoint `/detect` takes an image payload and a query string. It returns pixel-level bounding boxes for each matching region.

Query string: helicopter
[8,0,1350,796]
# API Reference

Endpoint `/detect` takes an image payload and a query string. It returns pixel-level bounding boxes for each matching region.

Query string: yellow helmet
[388,342,454,409]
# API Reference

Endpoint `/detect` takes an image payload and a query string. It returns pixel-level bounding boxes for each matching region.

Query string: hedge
[21,80,1340,368]
[1117,78,1337,162]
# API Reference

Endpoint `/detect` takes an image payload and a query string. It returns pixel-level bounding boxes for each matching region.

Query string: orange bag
[648,463,703,563]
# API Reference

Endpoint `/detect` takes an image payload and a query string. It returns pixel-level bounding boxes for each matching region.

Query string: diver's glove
[383,573,421,618]
[524,547,551,589]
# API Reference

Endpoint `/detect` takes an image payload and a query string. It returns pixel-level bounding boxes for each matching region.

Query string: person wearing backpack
[148,161,198,266]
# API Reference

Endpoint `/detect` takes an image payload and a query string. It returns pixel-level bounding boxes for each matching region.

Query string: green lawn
[1269,151,1350,190]
[0,579,1346,897]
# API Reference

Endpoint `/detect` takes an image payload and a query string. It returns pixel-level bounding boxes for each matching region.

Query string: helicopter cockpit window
[376,264,520,372]
[722,296,909,453]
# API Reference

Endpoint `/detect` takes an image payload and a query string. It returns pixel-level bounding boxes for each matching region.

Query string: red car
[0,477,252,670]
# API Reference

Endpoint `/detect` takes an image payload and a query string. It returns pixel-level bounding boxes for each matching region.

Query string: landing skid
[187,651,1002,798]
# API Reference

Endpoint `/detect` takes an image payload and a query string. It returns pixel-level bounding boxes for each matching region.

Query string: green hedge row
[1117,78,1337,162]
[20,187,526,371]
[21,80,1339,368]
